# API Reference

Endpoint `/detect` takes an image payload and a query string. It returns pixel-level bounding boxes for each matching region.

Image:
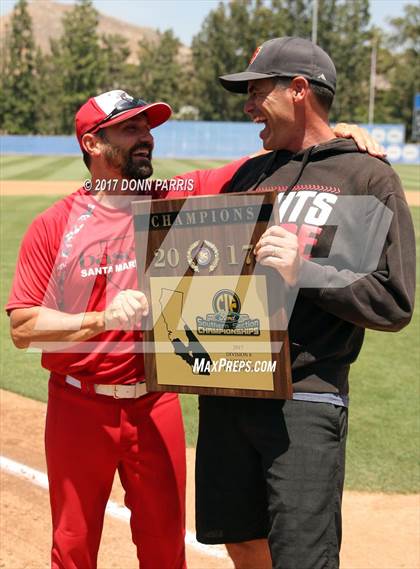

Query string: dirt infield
[1,180,420,206]
[1,180,78,196]
[1,390,419,569]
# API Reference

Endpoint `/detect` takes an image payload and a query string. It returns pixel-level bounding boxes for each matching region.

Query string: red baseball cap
[75,89,172,149]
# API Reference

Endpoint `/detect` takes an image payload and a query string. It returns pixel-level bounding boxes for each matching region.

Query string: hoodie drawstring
[249,150,279,192]
[250,145,315,195]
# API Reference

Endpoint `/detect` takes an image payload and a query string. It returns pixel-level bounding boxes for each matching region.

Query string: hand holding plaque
[132,191,292,399]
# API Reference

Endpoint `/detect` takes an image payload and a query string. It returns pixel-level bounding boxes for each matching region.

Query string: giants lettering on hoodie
[278,191,337,258]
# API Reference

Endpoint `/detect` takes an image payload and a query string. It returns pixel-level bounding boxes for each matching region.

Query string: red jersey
[6,158,247,384]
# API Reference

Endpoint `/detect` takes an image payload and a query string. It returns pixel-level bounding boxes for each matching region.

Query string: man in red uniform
[7,89,383,568]
[6,90,247,569]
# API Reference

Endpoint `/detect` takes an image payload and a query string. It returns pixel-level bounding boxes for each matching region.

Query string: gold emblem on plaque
[196,288,260,335]
[187,240,219,273]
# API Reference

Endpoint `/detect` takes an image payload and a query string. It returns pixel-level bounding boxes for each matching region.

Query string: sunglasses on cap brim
[89,98,150,134]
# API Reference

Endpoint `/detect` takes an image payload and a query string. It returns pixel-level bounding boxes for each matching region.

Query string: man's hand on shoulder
[250,123,385,159]
[332,123,386,157]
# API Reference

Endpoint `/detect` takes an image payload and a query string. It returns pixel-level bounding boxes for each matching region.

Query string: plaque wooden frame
[132,190,293,399]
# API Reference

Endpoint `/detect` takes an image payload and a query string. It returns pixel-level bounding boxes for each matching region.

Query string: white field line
[0,455,228,560]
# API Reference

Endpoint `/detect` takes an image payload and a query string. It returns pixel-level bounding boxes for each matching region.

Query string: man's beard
[104,142,154,180]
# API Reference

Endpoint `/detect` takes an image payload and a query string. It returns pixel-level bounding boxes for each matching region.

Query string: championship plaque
[132,191,292,399]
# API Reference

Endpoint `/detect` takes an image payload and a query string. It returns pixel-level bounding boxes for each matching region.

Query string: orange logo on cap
[249,45,262,65]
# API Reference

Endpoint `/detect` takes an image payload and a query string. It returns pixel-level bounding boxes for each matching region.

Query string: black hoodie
[225,138,416,397]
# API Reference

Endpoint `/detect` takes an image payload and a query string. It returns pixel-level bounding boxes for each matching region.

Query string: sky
[0,0,413,46]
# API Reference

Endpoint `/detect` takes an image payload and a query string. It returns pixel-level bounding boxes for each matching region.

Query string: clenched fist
[104,289,149,330]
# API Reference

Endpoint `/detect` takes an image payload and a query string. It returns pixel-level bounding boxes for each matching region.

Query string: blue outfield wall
[1,121,419,163]
[0,122,261,159]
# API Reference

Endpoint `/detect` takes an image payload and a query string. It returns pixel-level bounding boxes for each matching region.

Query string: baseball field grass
[0,157,419,493]
[0,155,230,183]
[1,154,419,191]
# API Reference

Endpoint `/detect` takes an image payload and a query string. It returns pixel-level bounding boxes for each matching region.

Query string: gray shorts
[195,396,348,569]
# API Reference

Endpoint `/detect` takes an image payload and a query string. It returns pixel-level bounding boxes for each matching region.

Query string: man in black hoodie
[194,37,415,569]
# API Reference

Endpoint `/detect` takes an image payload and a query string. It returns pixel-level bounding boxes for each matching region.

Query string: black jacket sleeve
[297,174,416,332]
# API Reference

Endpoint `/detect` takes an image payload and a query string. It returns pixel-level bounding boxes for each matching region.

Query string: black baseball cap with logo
[219,36,336,94]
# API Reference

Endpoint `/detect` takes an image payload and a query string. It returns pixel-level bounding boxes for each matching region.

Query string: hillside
[0,0,189,64]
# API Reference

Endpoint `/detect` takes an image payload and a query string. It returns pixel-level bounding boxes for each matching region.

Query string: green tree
[366,28,396,125]
[1,0,39,133]
[191,0,286,121]
[191,0,372,123]
[383,3,420,140]
[44,0,105,134]
[191,2,242,120]
[100,34,131,92]
[322,0,371,123]
[35,41,67,134]
[135,30,185,112]
[281,0,312,37]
